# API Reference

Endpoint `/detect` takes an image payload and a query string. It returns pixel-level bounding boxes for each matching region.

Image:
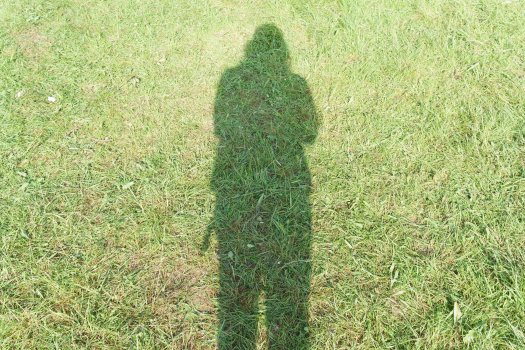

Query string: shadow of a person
[210,24,319,349]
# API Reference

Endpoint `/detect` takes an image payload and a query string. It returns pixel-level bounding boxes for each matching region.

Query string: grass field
[1,0,525,349]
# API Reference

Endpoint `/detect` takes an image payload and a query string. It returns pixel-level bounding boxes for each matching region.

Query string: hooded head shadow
[244,24,290,68]
[209,23,320,349]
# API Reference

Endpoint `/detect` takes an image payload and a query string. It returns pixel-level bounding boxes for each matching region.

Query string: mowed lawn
[1,0,525,349]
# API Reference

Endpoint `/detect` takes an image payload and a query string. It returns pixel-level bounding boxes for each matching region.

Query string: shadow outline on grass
[208,23,320,349]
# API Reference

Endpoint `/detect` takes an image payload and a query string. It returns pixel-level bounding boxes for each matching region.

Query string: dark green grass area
[210,24,318,349]
[1,0,525,349]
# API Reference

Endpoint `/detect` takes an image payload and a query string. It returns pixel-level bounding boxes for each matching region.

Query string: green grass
[1,0,525,349]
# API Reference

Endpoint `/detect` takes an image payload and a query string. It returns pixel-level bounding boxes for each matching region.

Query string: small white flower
[16,90,24,99]
[47,96,56,103]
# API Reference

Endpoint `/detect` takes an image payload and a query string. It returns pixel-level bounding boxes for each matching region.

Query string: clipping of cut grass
[1,0,525,349]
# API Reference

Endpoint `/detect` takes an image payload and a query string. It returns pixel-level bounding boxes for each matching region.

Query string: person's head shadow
[210,23,320,349]
[244,23,290,72]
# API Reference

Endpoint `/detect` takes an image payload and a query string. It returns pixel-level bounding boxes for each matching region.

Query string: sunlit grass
[1,0,525,348]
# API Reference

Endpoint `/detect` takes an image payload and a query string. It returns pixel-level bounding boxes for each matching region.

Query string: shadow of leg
[218,260,259,350]
[265,261,311,350]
